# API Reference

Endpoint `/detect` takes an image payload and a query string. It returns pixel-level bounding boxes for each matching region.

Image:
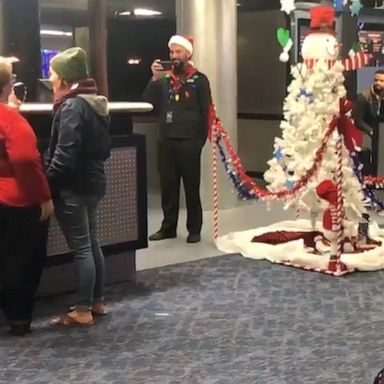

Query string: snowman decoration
[301,6,339,64]
[301,5,370,70]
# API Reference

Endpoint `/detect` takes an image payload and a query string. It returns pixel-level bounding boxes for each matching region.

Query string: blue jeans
[54,192,105,308]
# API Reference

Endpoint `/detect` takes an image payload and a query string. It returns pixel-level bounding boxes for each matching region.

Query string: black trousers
[0,204,48,325]
[158,138,205,235]
[358,149,374,176]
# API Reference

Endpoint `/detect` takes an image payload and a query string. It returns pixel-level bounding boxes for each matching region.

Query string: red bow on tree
[333,97,363,153]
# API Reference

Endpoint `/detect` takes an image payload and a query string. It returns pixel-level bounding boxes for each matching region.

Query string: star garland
[349,152,384,211]
[349,0,363,16]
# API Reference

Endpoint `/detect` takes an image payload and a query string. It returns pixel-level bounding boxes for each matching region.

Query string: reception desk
[20,102,153,296]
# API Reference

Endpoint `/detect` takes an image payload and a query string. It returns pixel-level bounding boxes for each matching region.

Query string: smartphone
[159,60,173,71]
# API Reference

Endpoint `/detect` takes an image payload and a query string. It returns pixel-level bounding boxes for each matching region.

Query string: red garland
[216,116,335,200]
[211,98,355,201]
[364,176,384,187]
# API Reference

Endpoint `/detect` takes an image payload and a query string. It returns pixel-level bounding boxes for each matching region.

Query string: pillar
[3,0,41,101]
[88,0,108,97]
[176,0,238,210]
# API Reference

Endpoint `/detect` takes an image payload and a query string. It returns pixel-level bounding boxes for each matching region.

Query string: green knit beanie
[50,47,89,83]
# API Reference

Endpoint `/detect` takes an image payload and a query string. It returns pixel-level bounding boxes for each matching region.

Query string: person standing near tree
[143,35,212,244]
[352,69,384,176]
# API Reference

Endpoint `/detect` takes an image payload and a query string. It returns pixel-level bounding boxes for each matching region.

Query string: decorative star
[285,180,295,189]
[350,0,362,17]
[280,0,295,14]
[334,0,344,11]
[298,88,313,99]
[274,148,283,161]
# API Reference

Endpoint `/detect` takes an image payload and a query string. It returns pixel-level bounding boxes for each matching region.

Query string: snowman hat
[168,35,194,57]
[307,5,336,36]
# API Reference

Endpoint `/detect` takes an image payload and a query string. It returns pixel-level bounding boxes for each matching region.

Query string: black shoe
[9,324,31,336]
[186,234,201,244]
[149,230,177,241]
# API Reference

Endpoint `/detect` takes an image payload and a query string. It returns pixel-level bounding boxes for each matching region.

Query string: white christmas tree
[264,8,366,223]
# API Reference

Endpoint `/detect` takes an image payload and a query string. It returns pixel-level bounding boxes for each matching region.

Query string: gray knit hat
[50,47,89,82]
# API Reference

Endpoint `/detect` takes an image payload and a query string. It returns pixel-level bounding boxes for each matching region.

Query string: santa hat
[168,35,194,57]
[316,180,338,205]
[308,5,336,35]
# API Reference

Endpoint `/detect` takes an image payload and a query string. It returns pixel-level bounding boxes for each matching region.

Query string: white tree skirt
[216,219,384,272]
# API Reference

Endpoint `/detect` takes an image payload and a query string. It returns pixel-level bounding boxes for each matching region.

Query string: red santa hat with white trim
[316,179,338,205]
[168,35,194,58]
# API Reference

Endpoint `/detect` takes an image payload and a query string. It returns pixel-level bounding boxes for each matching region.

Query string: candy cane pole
[212,121,219,241]
[330,131,345,274]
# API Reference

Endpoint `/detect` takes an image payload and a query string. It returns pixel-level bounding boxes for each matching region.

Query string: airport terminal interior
[2,0,384,383]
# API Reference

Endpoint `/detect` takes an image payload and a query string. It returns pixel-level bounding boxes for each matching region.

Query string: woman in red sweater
[0,57,53,336]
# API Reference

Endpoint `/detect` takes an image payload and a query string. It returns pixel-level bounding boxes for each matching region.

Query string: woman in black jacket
[46,47,111,327]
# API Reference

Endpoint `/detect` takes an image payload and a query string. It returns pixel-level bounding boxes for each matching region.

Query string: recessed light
[133,8,162,16]
[40,30,73,37]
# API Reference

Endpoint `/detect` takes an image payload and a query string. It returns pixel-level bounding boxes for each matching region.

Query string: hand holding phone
[159,60,173,71]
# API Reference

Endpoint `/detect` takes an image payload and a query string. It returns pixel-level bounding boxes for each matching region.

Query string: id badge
[166,111,173,124]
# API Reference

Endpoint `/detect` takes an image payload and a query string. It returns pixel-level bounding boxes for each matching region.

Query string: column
[3,0,41,101]
[88,0,109,97]
[176,0,238,210]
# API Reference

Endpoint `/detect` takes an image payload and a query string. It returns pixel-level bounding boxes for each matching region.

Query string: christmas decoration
[350,0,363,16]
[277,28,293,63]
[210,4,384,276]
[213,4,384,275]
[280,0,296,14]
[334,0,345,11]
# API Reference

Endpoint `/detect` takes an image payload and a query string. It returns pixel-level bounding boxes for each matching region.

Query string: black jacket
[143,70,212,140]
[352,86,384,137]
[46,94,111,197]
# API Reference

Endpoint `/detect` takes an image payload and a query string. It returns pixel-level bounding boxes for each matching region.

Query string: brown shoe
[50,309,94,327]
[92,302,108,316]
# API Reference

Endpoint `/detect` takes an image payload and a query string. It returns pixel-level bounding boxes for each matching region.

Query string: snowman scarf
[304,51,371,71]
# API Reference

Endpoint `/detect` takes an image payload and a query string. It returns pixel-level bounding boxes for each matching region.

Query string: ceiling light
[40,30,73,37]
[133,8,162,16]
[118,10,131,16]
[127,58,141,65]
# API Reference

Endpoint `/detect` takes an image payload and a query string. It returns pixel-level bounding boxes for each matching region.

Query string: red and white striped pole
[330,132,345,274]
[212,120,220,241]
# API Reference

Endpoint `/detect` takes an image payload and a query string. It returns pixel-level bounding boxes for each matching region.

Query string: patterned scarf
[53,78,98,113]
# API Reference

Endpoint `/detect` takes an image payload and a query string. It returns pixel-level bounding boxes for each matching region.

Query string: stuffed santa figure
[315,180,340,254]
[315,180,355,270]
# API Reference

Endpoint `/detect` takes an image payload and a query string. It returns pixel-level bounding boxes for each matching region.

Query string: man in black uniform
[352,69,384,176]
[144,35,212,243]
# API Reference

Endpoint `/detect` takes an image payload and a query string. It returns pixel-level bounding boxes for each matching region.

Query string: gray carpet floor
[1,254,384,384]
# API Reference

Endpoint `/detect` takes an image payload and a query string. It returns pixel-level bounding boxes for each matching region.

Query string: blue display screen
[41,49,59,78]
